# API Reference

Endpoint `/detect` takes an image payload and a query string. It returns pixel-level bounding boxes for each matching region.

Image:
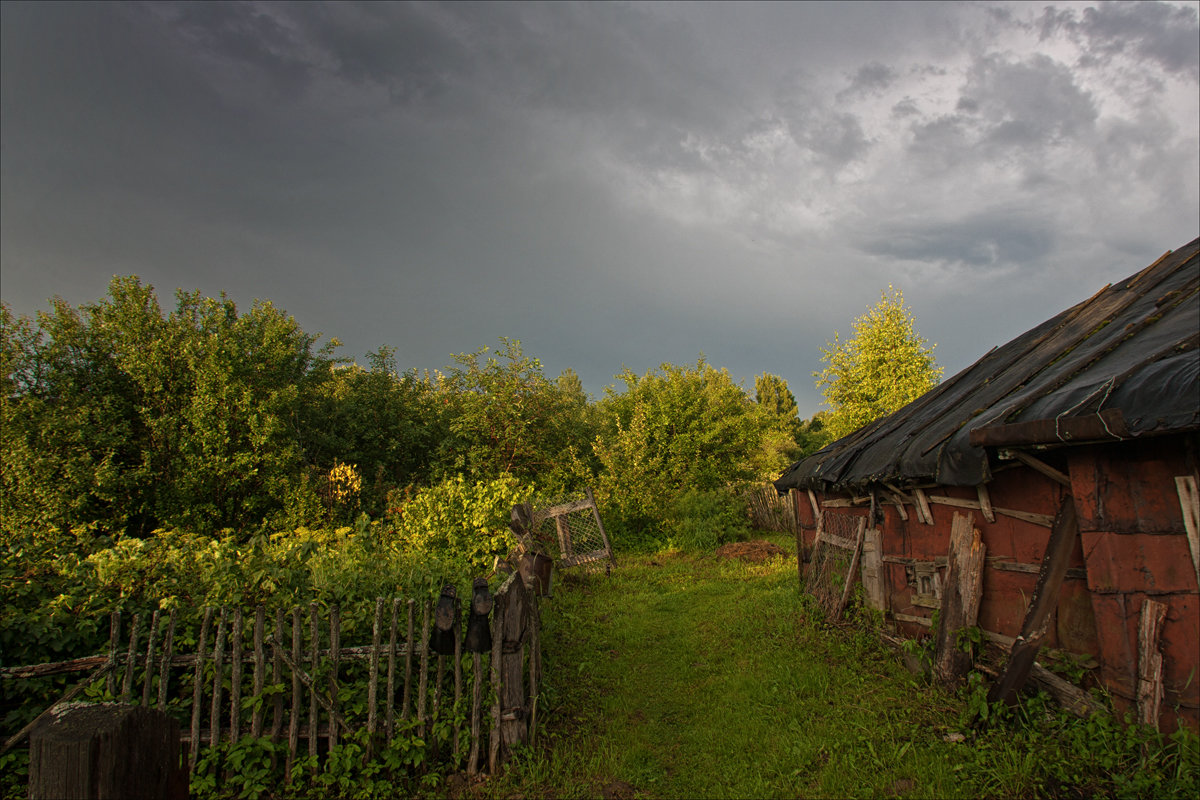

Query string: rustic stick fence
[2,573,541,781]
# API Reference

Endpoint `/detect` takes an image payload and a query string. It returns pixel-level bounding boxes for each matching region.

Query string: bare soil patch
[713,539,787,563]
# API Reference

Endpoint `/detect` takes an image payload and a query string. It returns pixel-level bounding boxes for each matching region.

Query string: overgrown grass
[471,534,1199,799]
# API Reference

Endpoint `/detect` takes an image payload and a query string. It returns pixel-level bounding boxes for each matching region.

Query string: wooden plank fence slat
[287,606,300,781]
[210,608,228,750]
[328,605,340,755]
[418,601,430,733]
[4,590,546,781]
[157,609,176,710]
[190,608,213,770]
[402,599,414,721]
[107,611,120,697]
[121,612,142,701]
[231,609,243,746]
[308,603,319,769]
[142,609,160,707]
[252,606,265,738]
[367,597,383,755]
[453,623,463,762]
[386,597,400,738]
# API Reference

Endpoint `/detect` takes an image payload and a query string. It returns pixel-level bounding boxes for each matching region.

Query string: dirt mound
[714,539,787,563]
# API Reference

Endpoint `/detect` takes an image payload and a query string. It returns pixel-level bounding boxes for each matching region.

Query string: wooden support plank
[934,513,986,687]
[913,489,934,525]
[1137,599,1168,730]
[251,606,265,738]
[987,496,1079,709]
[585,486,617,568]
[1176,476,1200,587]
[189,608,212,772]
[977,484,996,523]
[992,507,1056,527]
[807,489,821,521]
[860,528,885,611]
[1030,662,1103,718]
[157,609,176,709]
[833,519,866,620]
[0,661,116,757]
[554,514,571,559]
[1007,450,1072,487]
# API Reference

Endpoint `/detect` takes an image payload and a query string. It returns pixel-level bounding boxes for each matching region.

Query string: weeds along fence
[1,571,540,781]
[744,485,801,535]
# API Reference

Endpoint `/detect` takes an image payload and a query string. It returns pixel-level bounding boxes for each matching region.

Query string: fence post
[29,704,187,800]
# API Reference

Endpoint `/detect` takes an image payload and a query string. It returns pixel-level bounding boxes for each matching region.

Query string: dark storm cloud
[2,1,1197,417]
[859,210,1056,271]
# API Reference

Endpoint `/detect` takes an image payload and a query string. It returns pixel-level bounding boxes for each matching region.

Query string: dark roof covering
[775,237,1200,493]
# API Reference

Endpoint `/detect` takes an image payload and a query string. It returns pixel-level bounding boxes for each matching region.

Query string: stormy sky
[2,1,1197,414]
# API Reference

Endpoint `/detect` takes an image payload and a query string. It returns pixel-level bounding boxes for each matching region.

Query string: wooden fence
[2,572,540,781]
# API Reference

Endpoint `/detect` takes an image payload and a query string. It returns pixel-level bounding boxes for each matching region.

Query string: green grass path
[475,537,974,799]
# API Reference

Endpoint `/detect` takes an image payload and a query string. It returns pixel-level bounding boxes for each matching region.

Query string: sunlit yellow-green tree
[814,286,942,442]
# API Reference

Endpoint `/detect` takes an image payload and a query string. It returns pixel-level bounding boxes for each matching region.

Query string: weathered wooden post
[29,703,187,800]
[498,572,530,760]
[934,512,986,687]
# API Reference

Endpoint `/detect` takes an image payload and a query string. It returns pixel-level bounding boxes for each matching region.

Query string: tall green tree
[814,286,943,442]
[2,277,331,536]
[593,358,775,544]
[431,338,593,490]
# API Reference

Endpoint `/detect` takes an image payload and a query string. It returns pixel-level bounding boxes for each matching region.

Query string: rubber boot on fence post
[430,584,459,655]
[463,578,493,654]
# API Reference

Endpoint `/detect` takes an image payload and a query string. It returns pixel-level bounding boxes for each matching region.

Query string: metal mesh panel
[530,491,613,573]
[804,513,864,618]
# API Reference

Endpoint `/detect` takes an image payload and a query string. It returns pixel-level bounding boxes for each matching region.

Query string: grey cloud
[838,61,896,100]
[905,52,1098,173]
[858,211,1057,271]
[1041,1,1200,80]
[958,54,1098,148]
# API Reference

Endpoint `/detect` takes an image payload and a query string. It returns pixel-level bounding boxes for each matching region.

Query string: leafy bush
[665,488,750,551]
[392,473,530,575]
[592,358,775,549]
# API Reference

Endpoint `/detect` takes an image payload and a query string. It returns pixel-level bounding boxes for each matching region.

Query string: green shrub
[665,487,750,551]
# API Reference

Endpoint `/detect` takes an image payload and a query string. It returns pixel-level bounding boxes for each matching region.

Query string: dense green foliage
[815,285,943,442]
[591,359,778,548]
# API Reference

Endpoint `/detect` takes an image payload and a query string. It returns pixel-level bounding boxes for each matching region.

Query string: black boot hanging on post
[463,577,493,653]
[430,584,459,655]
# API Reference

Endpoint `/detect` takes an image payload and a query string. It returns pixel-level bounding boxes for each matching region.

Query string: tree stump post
[29,702,187,800]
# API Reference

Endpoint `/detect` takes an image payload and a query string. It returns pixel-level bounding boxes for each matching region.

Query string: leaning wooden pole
[987,494,1079,708]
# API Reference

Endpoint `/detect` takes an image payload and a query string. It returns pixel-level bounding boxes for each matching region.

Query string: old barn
[775,237,1199,731]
